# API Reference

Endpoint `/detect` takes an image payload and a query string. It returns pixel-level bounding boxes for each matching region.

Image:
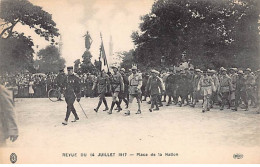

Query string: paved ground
[1,97,260,164]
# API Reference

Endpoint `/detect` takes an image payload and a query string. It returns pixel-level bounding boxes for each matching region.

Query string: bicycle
[48,86,62,102]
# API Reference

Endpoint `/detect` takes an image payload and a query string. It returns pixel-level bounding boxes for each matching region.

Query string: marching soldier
[176,70,190,107]
[233,70,248,111]
[219,68,232,110]
[146,70,164,112]
[244,68,257,108]
[229,68,238,107]
[165,67,176,106]
[62,66,81,125]
[197,70,215,112]
[125,66,142,115]
[92,70,109,112]
[108,65,124,114]
[190,69,202,107]
[209,69,220,108]
[118,68,129,110]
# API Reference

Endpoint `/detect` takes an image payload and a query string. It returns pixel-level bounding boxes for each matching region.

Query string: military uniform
[93,72,109,112]
[234,71,248,111]
[230,69,238,105]
[126,66,142,115]
[165,72,176,105]
[118,69,129,109]
[146,70,164,111]
[176,71,190,106]
[219,71,232,110]
[197,74,215,112]
[244,69,256,107]
[62,67,81,125]
[108,66,124,114]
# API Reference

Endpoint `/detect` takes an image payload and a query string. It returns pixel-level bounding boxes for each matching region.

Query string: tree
[119,50,135,70]
[35,45,65,73]
[0,0,59,74]
[0,32,34,74]
[132,0,260,70]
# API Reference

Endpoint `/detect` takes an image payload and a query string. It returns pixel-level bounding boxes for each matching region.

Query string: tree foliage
[132,0,260,70]
[0,0,59,74]
[0,32,34,74]
[35,45,65,73]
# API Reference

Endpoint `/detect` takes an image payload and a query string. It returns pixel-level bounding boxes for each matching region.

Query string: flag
[100,41,107,66]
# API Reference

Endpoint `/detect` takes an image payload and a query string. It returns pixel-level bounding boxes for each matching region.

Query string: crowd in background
[0,66,259,112]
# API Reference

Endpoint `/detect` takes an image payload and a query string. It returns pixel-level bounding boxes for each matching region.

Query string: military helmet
[245,68,251,72]
[237,70,243,74]
[120,68,125,72]
[132,66,137,70]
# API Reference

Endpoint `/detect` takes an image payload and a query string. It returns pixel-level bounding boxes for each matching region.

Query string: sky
[14,0,155,66]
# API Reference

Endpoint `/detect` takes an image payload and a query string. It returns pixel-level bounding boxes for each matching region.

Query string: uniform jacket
[64,74,81,99]
[165,73,176,94]
[230,73,238,91]
[110,72,124,92]
[146,76,164,95]
[197,75,215,96]
[128,73,142,95]
[93,74,110,94]
[219,74,232,93]
[0,85,18,142]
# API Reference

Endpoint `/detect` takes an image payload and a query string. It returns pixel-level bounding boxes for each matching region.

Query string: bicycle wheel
[48,89,61,102]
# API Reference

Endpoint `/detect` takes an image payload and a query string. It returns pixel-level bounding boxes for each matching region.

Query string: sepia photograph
[0,0,260,164]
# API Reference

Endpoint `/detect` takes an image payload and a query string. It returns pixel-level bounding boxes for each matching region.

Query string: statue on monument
[83,31,93,50]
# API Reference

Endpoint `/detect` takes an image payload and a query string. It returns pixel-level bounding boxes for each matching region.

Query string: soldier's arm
[0,86,18,141]
[197,78,201,91]
[145,77,151,93]
[119,75,124,92]
[137,75,142,90]
[74,77,81,99]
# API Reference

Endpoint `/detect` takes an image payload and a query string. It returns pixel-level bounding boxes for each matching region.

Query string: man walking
[62,66,81,125]
[125,66,142,115]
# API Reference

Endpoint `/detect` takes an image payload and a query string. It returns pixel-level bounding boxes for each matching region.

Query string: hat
[207,69,212,73]
[230,68,237,71]
[238,70,243,74]
[132,66,137,70]
[222,68,227,72]
[220,67,224,71]
[211,70,217,73]
[67,66,73,70]
[195,69,200,72]
[120,68,125,72]
[189,67,194,70]
[245,68,251,72]
[180,70,186,74]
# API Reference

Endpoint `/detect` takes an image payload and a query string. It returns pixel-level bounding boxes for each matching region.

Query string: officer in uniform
[197,70,215,112]
[229,68,238,107]
[92,70,109,112]
[118,68,129,110]
[190,69,202,107]
[233,70,248,111]
[108,65,124,114]
[244,68,257,108]
[146,70,164,112]
[125,66,142,115]
[209,69,220,108]
[62,66,81,125]
[165,67,176,106]
[219,68,232,110]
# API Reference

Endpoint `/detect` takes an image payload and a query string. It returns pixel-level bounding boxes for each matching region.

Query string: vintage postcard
[0,0,260,164]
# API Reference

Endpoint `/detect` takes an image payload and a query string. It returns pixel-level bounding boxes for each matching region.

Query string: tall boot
[108,102,115,114]
[94,100,102,112]
[115,101,122,112]
[103,98,109,111]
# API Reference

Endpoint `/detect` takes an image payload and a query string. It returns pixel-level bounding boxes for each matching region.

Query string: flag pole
[100,32,110,72]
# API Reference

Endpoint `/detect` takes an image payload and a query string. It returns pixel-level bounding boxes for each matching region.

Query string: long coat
[0,85,18,144]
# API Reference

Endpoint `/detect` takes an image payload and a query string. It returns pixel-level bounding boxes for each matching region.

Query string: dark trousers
[221,92,230,109]
[65,98,78,121]
[151,94,159,109]
[235,90,248,109]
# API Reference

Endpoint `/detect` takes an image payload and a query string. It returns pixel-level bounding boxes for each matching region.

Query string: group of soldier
[57,65,260,125]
